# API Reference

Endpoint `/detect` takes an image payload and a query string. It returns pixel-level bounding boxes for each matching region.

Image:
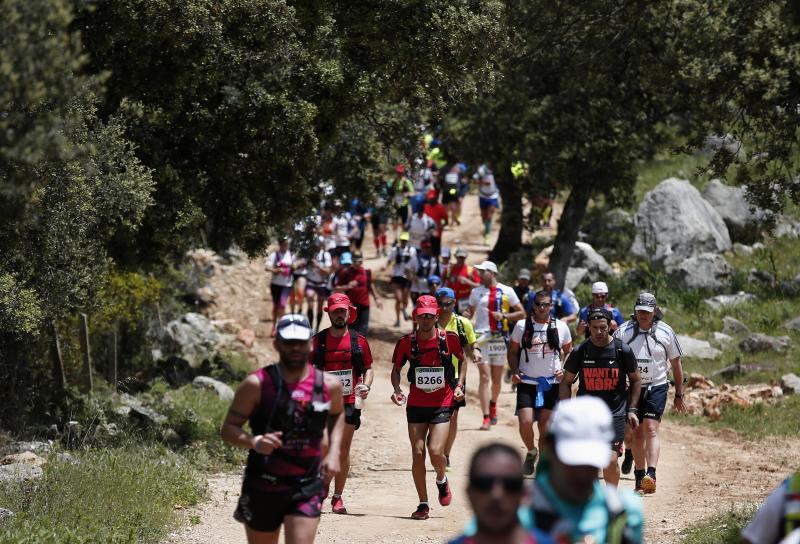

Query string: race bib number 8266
[415,367,445,393]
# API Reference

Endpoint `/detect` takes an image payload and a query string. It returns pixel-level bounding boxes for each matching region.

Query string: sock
[332,493,341,499]
[373,237,380,249]
[634,469,645,484]
[647,466,656,479]
[483,220,491,235]
[436,476,447,485]
[380,234,387,247]
[624,449,633,461]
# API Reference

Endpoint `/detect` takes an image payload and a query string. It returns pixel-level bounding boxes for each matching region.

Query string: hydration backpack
[312,328,365,378]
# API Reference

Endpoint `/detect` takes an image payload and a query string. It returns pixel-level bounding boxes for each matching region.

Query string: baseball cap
[421,240,432,248]
[414,295,439,317]
[339,252,353,265]
[426,189,438,200]
[518,268,531,280]
[427,274,442,287]
[591,281,609,294]
[399,231,410,241]
[634,292,657,312]
[436,287,456,300]
[455,247,468,258]
[324,293,353,313]
[548,397,614,468]
[395,164,406,174]
[474,260,498,274]
[587,308,612,322]
[276,314,313,342]
[441,247,451,258]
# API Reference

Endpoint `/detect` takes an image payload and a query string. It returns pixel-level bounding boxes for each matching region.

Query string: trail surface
[168,195,794,543]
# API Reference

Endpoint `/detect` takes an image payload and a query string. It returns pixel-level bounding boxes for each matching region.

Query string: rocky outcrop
[702,179,768,243]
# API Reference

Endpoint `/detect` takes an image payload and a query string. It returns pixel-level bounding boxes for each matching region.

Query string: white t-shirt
[405,214,435,249]
[469,283,521,333]
[511,319,571,381]
[478,173,500,199]
[387,245,417,278]
[613,320,682,386]
[266,250,294,287]
[306,250,332,285]
[333,214,353,247]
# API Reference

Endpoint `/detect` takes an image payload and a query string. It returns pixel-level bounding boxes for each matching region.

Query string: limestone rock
[667,253,732,290]
[192,376,235,401]
[704,293,757,311]
[781,373,800,395]
[712,331,733,348]
[0,463,43,484]
[534,242,615,281]
[784,317,800,332]
[676,335,721,360]
[722,316,749,335]
[739,333,791,353]
[0,452,45,467]
[702,179,769,243]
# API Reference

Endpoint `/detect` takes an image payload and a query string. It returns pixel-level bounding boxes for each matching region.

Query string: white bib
[487,339,507,355]
[637,358,654,385]
[329,369,353,395]
[415,367,445,393]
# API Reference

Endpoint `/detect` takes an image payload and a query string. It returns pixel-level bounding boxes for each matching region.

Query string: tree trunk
[489,160,522,264]
[549,187,591,291]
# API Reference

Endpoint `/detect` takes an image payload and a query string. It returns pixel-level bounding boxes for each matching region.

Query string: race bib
[415,367,445,393]
[487,339,507,356]
[637,358,654,384]
[329,369,353,395]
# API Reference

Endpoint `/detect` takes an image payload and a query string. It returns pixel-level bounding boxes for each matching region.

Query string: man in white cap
[525,396,644,542]
[576,281,625,339]
[221,314,345,544]
[613,292,684,495]
[464,261,525,430]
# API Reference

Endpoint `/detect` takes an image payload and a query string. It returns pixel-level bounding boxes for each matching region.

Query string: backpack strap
[264,364,290,433]
[455,317,467,347]
[312,329,328,370]
[350,329,365,377]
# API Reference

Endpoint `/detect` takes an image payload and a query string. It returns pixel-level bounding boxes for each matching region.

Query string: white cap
[474,260,498,274]
[591,281,609,294]
[275,314,313,341]
[441,247,451,258]
[548,397,614,468]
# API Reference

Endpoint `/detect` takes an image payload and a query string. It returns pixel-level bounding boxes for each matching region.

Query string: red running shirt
[392,331,464,408]
[309,330,373,405]
[335,267,371,307]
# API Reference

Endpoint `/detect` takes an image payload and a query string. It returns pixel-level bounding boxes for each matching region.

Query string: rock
[236,328,256,348]
[748,269,775,286]
[740,333,791,353]
[195,286,216,305]
[534,242,615,281]
[722,316,749,335]
[192,376,235,401]
[774,215,800,239]
[704,293,757,311]
[712,331,733,348]
[164,312,224,367]
[631,178,731,264]
[119,394,167,426]
[0,452,46,467]
[712,362,775,380]
[93,423,119,440]
[0,463,43,484]
[732,243,754,256]
[564,267,588,291]
[676,335,721,359]
[667,252,732,289]
[56,453,78,465]
[784,317,800,332]
[702,134,744,157]
[0,508,13,523]
[4,441,51,455]
[702,179,769,243]
[781,373,800,395]
[162,428,184,448]
[686,374,715,390]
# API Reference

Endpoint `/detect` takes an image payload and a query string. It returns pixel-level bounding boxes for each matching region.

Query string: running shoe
[331,495,347,514]
[437,479,452,506]
[621,450,634,475]
[403,310,410,321]
[411,503,430,520]
[523,449,538,477]
[489,404,498,425]
[480,417,491,430]
[640,474,656,494]
[394,319,401,327]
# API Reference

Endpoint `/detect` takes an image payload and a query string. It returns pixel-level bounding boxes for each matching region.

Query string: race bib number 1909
[329,369,353,395]
[415,367,445,393]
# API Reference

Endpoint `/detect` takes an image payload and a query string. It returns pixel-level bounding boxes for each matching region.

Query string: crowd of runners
[219,160,793,544]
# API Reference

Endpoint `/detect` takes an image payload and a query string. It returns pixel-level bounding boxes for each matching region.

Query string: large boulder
[192,376,235,401]
[784,316,800,332]
[705,293,757,311]
[722,316,749,335]
[702,179,768,243]
[781,373,800,396]
[631,178,731,265]
[164,313,225,367]
[676,335,721,360]
[534,242,615,281]
[0,464,43,484]
[667,253,732,290]
[740,333,791,353]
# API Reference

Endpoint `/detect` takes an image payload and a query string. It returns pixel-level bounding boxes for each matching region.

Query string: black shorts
[611,414,626,456]
[306,284,330,298]
[442,186,459,204]
[345,403,362,430]
[396,205,409,224]
[637,383,669,421]
[235,479,323,532]
[406,406,453,424]
[391,275,411,289]
[515,382,559,417]
[371,212,389,229]
[270,284,292,307]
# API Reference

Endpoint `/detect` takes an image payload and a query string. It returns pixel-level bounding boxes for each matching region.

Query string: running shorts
[305,283,330,298]
[611,414,626,455]
[391,275,411,289]
[235,479,323,532]
[370,211,389,229]
[442,187,459,204]
[396,205,409,224]
[479,196,499,210]
[270,284,292,308]
[478,335,508,366]
[637,383,669,421]
[515,382,559,416]
[345,403,362,430]
[406,406,453,424]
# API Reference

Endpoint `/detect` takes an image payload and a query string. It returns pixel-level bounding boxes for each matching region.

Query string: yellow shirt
[443,314,476,378]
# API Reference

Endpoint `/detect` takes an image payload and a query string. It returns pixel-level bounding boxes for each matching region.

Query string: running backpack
[406,328,457,389]
[521,294,560,363]
[488,285,510,336]
[454,316,468,348]
[623,318,668,355]
[312,329,365,378]
[263,364,328,441]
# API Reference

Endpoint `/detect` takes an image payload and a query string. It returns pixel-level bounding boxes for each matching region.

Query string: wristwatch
[674,393,683,399]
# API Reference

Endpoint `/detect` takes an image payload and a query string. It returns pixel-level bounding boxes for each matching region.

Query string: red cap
[421,240,432,248]
[394,164,406,174]
[414,295,440,317]
[426,189,438,200]
[324,293,357,324]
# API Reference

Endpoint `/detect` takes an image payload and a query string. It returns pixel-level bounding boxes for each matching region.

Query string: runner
[507,289,572,476]
[390,295,466,520]
[475,165,500,245]
[540,271,577,324]
[445,248,480,315]
[409,240,439,306]
[221,314,345,544]
[305,236,333,330]
[741,470,800,544]
[333,252,382,335]
[613,292,685,495]
[390,164,414,241]
[369,179,391,258]
[332,200,355,258]
[463,261,525,431]
[559,308,641,486]
[576,281,625,338]
[382,232,416,327]
[423,189,448,257]
[435,287,481,467]
[349,197,368,251]
[265,238,296,337]
[310,294,374,515]
[448,444,553,544]
[439,246,452,286]
[442,164,461,226]
[405,203,436,251]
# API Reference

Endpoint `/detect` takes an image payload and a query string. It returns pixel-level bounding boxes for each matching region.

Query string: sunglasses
[469,475,524,493]
[439,300,455,307]
[535,302,551,309]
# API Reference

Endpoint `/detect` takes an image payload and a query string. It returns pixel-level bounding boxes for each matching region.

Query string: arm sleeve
[359,337,374,369]
[563,345,582,374]
[510,321,524,343]
[392,337,408,369]
[741,481,785,544]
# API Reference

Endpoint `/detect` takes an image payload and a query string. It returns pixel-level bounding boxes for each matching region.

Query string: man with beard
[391,295,466,520]
[221,314,345,544]
[310,294,374,514]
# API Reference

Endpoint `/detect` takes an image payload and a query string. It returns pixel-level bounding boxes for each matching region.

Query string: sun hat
[474,260,498,274]
[548,397,614,468]
[276,314,313,341]
[591,281,609,294]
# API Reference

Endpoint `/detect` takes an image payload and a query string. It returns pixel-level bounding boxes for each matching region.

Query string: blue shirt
[550,289,574,318]
[579,304,625,326]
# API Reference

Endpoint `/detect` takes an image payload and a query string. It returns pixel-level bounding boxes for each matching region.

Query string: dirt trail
[168,195,794,544]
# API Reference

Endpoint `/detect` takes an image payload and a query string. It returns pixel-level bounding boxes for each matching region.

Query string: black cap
[587,308,612,323]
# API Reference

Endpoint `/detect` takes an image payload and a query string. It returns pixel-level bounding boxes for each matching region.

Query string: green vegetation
[671,395,800,440]
[680,506,756,544]
[0,448,204,544]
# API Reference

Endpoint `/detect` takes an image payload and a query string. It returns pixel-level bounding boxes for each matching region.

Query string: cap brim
[555,439,612,469]
[325,303,352,313]
[634,305,655,312]
[414,309,438,317]
[276,325,313,341]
